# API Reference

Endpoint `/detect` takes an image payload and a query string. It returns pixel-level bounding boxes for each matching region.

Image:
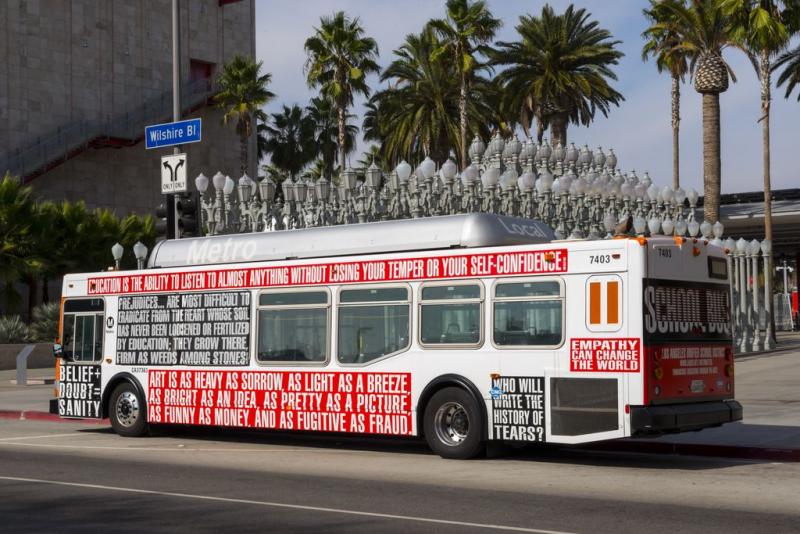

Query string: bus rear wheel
[423,387,484,459]
[109,383,148,437]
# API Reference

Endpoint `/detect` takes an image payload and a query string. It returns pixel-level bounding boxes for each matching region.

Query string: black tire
[109,382,148,437]
[423,387,484,459]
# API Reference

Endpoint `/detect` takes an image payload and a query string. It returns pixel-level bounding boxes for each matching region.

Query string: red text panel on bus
[147,370,413,435]
[569,338,641,372]
[648,344,732,401]
[88,249,568,295]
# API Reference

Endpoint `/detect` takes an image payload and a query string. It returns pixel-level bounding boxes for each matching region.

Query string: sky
[254,0,800,195]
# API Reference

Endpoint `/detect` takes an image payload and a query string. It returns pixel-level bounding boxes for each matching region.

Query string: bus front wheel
[109,383,148,437]
[423,387,484,459]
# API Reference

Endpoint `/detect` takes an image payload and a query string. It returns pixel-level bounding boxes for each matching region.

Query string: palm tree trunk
[702,92,721,223]
[550,114,567,148]
[760,50,773,248]
[760,49,775,344]
[240,135,248,175]
[459,73,468,169]
[338,106,346,173]
[671,74,680,190]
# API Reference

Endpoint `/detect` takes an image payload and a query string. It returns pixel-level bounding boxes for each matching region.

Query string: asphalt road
[0,420,798,533]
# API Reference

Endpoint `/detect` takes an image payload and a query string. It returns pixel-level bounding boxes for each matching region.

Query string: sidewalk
[1,336,799,461]
[594,332,800,461]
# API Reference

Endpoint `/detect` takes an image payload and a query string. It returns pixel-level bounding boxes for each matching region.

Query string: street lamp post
[111,242,124,271]
[133,241,149,270]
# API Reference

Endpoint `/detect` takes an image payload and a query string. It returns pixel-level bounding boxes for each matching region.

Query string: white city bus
[51,214,741,459]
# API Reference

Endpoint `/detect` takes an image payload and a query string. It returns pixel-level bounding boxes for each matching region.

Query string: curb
[0,410,108,425]
[583,439,800,462]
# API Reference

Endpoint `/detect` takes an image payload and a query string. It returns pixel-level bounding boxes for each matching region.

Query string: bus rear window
[644,279,731,341]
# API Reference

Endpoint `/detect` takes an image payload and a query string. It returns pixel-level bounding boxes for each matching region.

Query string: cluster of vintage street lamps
[192,133,729,244]
[727,237,774,352]
[107,132,769,354]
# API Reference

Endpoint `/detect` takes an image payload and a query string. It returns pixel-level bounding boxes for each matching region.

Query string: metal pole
[173,0,181,129]
[738,250,749,353]
[170,0,181,239]
[764,251,774,348]
[783,259,790,297]
[751,246,761,351]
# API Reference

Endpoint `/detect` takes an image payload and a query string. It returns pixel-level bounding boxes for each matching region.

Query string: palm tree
[304,12,379,173]
[214,55,275,174]
[0,174,39,312]
[301,159,328,183]
[643,0,691,190]
[306,96,358,178]
[370,28,497,165]
[262,105,316,180]
[722,0,795,252]
[256,116,269,164]
[429,0,502,169]
[357,144,386,170]
[491,5,624,147]
[774,43,800,99]
[656,0,736,223]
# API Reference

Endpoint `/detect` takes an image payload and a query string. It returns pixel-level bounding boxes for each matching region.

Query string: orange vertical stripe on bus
[589,282,601,324]
[607,281,620,324]
[56,297,65,383]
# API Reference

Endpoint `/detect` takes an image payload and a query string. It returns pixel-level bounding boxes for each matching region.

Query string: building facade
[0,0,256,214]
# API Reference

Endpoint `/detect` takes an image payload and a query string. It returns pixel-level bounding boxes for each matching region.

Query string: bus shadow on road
[491,443,768,470]
[79,423,433,455]
[75,424,765,469]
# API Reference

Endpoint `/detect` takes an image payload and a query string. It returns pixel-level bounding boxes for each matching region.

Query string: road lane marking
[0,442,368,453]
[0,475,575,534]
[0,433,87,441]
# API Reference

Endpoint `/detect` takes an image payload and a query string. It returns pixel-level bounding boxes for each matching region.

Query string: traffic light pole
[169,0,181,239]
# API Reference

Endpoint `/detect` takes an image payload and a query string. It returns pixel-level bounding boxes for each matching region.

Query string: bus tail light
[724,364,734,377]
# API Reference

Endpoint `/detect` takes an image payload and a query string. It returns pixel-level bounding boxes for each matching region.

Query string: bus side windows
[256,290,330,364]
[61,299,105,362]
[492,280,564,347]
[419,282,483,347]
[337,286,410,364]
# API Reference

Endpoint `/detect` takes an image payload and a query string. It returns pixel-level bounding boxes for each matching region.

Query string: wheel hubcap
[116,391,139,428]
[434,401,469,446]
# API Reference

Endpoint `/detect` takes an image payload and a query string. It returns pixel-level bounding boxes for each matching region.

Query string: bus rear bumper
[630,400,743,435]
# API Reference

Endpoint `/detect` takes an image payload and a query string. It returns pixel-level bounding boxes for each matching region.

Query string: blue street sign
[145,118,202,150]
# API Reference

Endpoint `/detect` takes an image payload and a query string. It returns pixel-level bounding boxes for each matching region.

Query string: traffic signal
[176,192,199,238]
[155,196,176,240]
